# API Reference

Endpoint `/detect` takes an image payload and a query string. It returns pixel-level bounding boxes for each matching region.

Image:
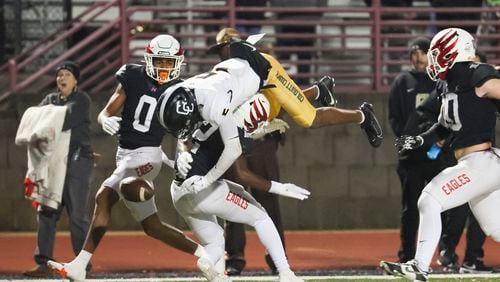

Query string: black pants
[397,160,442,262]
[439,204,486,263]
[225,138,285,265]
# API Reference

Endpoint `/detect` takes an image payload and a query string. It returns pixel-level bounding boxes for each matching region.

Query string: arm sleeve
[472,63,499,88]
[204,114,242,184]
[62,92,90,131]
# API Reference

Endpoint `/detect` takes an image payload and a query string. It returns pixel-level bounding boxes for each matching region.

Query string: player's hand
[248,119,290,140]
[181,175,211,193]
[269,181,311,200]
[102,116,122,136]
[395,135,424,155]
[175,151,193,178]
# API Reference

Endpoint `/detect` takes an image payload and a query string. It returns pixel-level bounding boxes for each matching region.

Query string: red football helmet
[144,34,184,84]
[426,28,476,81]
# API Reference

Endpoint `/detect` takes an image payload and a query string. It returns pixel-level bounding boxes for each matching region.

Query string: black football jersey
[115,64,181,149]
[440,63,499,150]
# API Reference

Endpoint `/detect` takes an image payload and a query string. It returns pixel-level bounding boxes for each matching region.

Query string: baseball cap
[408,37,430,55]
[56,61,80,82]
[207,27,241,54]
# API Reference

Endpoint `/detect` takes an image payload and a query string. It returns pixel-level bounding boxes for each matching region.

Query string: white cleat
[279,269,304,282]
[197,257,231,282]
[47,260,86,281]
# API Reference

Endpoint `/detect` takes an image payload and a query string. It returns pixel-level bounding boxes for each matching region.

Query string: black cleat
[359,102,383,148]
[226,257,246,276]
[380,260,428,282]
[314,76,338,106]
[459,258,493,274]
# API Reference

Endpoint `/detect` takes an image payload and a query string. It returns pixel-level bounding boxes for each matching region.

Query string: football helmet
[233,93,270,133]
[427,28,476,81]
[156,86,200,139]
[144,34,184,84]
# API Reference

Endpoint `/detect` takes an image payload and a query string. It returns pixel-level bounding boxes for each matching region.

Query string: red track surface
[1,230,499,273]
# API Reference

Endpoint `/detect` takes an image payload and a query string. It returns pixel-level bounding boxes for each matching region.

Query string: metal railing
[1,0,499,103]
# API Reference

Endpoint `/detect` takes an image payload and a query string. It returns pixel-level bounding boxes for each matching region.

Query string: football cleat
[197,257,231,282]
[359,102,383,148]
[279,269,304,282]
[47,260,86,281]
[436,250,459,272]
[314,76,338,107]
[459,258,493,274]
[380,260,428,282]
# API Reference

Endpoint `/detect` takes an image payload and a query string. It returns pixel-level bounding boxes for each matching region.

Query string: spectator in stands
[436,50,493,274]
[388,37,441,263]
[24,61,94,278]
[270,0,327,85]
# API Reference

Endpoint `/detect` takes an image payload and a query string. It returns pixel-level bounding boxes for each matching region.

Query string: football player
[381,28,500,282]
[208,27,383,148]
[47,35,218,281]
[156,59,307,281]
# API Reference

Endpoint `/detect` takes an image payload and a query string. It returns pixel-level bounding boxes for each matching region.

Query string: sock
[414,192,442,272]
[358,110,365,124]
[194,245,209,258]
[73,250,92,269]
[253,217,289,274]
[214,253,226,274]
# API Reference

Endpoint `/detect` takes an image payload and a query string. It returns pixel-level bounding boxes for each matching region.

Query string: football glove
[248,118,290,140]
[181,175,211,193]
[359,102,383,148]
[269,181,311,200]
[395,135,424,155]
[175,151,193,178]
[102,116,122,136]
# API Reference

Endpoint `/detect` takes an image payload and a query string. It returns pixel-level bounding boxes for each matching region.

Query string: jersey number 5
[133,95,157,132]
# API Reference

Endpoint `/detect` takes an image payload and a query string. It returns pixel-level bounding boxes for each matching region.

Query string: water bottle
[427,143,442,160]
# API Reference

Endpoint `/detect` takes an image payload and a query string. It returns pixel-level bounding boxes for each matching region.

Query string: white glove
[269,181,310,200]
[176,151,193,178]
[181,175,211,193]
[161,151,175,169]
[102,116,122,136]
[248,118,290,140]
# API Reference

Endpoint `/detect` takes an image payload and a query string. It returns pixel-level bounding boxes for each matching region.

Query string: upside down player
[208,27,383,147]
[155,57,307,281]
[381,28,500,281]
[47,35,216,281]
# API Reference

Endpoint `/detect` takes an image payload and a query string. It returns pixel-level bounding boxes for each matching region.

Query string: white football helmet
[144,34,184,84]
[426,28,476,81]
[234,93,271,133]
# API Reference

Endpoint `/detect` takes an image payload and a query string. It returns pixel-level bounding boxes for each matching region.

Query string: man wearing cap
[208,27,383,148]
[24,61,94,278]
[388,37,441,263]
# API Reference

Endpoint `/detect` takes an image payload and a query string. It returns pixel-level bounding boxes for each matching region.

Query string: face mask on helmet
[426,28,476,81]
[144,34,185,84]
[156,86,201,139]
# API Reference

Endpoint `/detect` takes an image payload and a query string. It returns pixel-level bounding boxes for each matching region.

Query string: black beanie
[56,61,80,82]
[408,37,430,56]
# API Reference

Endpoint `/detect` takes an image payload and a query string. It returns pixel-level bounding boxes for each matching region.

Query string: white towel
[15,104,71,209]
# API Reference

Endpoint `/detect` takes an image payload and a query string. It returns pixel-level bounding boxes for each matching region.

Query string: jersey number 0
[133,95,157,132]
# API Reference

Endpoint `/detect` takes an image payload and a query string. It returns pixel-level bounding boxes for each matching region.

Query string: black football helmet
[156,86,201,139]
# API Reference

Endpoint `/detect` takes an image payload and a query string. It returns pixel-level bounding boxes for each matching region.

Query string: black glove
[395,135,424,155]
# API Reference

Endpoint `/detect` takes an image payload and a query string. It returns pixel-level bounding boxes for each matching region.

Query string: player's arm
[226,156,309,200]
[98,83,126,135]
[476,78,500,100]
[473,63,500,99]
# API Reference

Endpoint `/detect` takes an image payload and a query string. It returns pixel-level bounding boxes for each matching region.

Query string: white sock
[214,253,226,274]
[194,245,209,258]
[73,250,92,269]
[253,217,289,274]
[358,110,365,124]
[414,192,442,272]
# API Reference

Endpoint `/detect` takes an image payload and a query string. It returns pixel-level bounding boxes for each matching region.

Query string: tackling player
[381,28,500,281]
[47,35,217,281]
[208,27,383,148]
